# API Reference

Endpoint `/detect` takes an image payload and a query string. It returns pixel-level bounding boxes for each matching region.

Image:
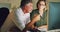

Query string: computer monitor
[48,2,60,30]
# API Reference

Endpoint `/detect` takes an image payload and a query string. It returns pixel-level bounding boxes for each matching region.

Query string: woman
[30,0,48,31]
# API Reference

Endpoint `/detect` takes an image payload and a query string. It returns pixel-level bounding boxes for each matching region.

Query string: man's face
[25,3,33,13]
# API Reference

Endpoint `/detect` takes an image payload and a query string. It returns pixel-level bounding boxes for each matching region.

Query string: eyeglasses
[38,4,45,6]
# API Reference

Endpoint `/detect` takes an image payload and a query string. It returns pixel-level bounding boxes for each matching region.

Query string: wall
[0,0,20,12]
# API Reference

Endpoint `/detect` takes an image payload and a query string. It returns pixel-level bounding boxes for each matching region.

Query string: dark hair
[20,0,32,8]
[36,0,46,8]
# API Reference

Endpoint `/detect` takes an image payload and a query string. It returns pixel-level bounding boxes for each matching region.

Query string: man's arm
[22,15,40,32]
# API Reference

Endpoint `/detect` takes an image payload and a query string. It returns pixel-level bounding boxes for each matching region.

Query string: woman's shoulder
[31,9,39,14]
[32,9,38,12]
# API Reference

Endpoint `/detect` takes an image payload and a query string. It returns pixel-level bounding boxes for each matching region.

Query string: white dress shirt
[14,8,30,31]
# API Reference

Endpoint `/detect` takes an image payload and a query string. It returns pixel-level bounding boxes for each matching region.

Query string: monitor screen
[48,2,60,30]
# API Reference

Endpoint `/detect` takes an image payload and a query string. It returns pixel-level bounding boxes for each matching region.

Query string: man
[14,0,33,32]
[1,0,33,32]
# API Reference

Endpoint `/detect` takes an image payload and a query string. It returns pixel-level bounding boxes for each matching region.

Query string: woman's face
[38,1,46,10]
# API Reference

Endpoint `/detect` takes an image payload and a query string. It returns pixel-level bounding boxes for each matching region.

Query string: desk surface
[48,29,60,32]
